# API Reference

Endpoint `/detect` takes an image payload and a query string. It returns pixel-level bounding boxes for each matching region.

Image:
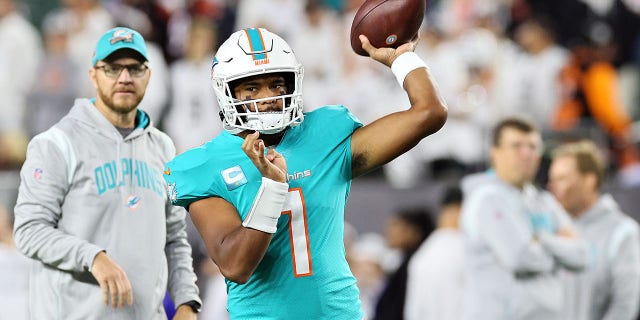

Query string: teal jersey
[165,106,364,319]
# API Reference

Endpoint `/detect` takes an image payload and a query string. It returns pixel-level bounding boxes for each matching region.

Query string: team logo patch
[167,183,177,204]
[126,194,141,210]
[33,168,43,180]
[110,29,134,45]
[221,165,247,191]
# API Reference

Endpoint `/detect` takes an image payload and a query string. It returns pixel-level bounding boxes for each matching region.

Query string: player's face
[491,128,542,187]
[233,74,287,112]
[548,156,589,216]
[90,57,150,115]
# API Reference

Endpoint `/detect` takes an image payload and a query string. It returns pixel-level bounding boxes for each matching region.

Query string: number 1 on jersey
[282,188,312,277]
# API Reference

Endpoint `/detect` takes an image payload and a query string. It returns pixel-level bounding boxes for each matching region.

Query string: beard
[97,85,145,115]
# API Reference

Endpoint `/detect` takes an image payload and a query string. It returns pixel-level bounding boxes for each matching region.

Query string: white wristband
[390,52,427,88]
[242,177,289,234]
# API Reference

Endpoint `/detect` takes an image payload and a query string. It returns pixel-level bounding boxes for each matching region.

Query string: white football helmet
[212,28,304,134]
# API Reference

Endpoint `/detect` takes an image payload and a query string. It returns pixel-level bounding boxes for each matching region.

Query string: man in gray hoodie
[548,140,640,320]
[460,117,588,320]
[13,27,201,319]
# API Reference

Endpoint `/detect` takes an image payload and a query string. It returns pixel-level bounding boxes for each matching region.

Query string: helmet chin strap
[246,112,290,134]
[259,128,287,135]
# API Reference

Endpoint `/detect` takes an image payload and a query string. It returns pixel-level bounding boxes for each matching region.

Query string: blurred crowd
[1,0,639,182]
[1,0,640,319]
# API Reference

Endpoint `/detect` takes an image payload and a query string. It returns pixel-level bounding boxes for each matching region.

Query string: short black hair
[441,185,463,206]
[396,207,435,242]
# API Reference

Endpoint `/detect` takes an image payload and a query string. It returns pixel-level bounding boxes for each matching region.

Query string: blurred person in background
[164,16,222,154]
[42,0,114,97]
[405,185,466,320]
[0,202,30,319]
[373,207,435,320]
[199,258,229,320]
[384,9,511,188]
[25,11,80,138]
[288,0,344,110]
[460,117,588,320]
[548,139,640,320]
[552,19,640,187]
[0,0,42,169]
[13,27,201,319]
[507,16,570,130]
[234,0,304,38]
[349,232,390,320]
[408,24,493,183]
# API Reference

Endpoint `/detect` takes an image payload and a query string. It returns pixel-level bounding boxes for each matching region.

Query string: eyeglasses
[94,63,149,78]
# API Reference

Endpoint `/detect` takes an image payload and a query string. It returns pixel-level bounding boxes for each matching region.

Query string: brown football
[350,0,427,56]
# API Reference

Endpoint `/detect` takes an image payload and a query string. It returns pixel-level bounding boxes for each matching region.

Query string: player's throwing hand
[359,34,418,67]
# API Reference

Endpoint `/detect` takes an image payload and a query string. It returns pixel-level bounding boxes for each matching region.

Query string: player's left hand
[359,34,418,67]
[242,131,288,183]
[173,304,198,320]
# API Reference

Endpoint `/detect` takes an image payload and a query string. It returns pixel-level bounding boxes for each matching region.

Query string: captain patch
[221,165,247,191]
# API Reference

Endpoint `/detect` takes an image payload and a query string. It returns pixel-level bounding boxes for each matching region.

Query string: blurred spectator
[43,0,115,97]
[122,0,173,62]
[349,232,389,320]
[411,25,494,180]
[136,31,170,123]
[405,185,466,320]
[25,12,80,138]
[552,20,640,187]
[166,0,234,62]
[234,0,304,38]
[164,16,222,154]
[609,1,640,120]
[548,140,640,320]
[429,0,509,38]
[460,117,588,320]
[334,0,399,125]
[522,0,592,48]
[373,207,435,320]
[384,13,513,188]
[504,16,570,130]
[288,0,344,110]
[199,259,229,320]
[0,0,42,169]
[0,203,30,319]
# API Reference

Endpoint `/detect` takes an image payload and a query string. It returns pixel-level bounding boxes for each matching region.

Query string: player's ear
[584,172,598,190]
[89,67,99,89]
[489,146,500,167]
